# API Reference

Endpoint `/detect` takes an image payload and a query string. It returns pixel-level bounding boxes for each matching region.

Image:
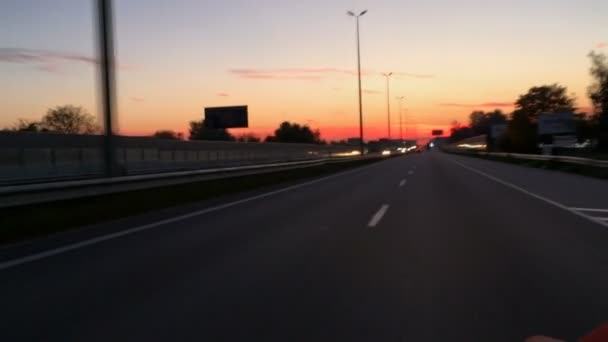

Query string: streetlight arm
[348,10,367,17]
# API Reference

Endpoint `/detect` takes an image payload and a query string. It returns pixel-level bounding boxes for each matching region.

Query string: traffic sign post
[538,112,577,155]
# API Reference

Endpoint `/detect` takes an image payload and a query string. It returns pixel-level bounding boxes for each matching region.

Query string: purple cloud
[597,42,607,49]
[0,47,136,73]
[229,69,328,81]
[229,68,433,81]
[216,92,230,97]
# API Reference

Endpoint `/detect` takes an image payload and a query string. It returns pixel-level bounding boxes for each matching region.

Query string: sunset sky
[1,0,607,140]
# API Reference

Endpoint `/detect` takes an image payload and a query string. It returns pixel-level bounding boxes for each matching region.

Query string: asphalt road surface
[1,150,607,341]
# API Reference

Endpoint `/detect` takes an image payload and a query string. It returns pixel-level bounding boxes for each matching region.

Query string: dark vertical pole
[97,0,117,176]
[386,75,391,139]
[356,17,364,155]
[398,98,403,142]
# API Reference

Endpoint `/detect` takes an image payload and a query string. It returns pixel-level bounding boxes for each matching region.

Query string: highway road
[1,150,607,341]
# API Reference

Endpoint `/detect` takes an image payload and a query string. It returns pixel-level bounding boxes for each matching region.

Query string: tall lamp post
[97,0,118,176]
[382,72,393,139]
[347,10,367,155]
[396,96,405,142]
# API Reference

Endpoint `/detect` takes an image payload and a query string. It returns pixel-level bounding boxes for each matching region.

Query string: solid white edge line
[570,208,608,213]
[399,179,407,187]
[0,160,385,271]
[368,204,390,228]
[447,157,608,229]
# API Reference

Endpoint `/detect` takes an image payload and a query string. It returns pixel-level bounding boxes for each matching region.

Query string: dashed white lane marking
[408,170,414,175]
[399,179,407,187]
[570,208,608,213]
[0,161,385,271]
[570,208,608,222]
[368,204,390,228]
[447,157,608,229]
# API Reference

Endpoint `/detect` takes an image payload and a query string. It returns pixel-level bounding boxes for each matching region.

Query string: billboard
[538,112,575,135]
[431,129,444,136]
[204,106,248,129]
[491,124,508,141]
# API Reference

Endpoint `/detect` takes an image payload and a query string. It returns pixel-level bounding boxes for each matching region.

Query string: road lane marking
[0,160,387,271]
[399,179,407,187]
[368,204,389,228]
[571,208,608,213]
[599,218,608,221]
[447,158,608,229]
[408,170,414,175]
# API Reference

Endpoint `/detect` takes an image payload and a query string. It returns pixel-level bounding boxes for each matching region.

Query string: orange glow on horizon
[122,122,452,142]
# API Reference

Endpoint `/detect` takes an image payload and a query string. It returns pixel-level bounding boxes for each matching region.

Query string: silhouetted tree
[468,109,508,135]
[236,133,261,142]
[515,84,576,120]
[469,111,486,134]
[588,51,608,150]
[503,85,575,153]
[449,120,475,142]
[3,119,44,132]
[153,130,182,140]
[189,119,235,141]
[574,112,596,143]
[41,105,100,134]
[266,121,322,144]
[505,110,537,153]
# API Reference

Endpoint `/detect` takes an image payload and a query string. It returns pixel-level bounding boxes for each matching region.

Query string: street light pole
[382,72,393,139]
[97,0,118,177]
[348,10,367,155]
[396,96,405,142]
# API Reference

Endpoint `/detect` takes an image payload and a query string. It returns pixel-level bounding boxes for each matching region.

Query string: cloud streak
[392,72,435,79]
[229,68,433,81]
[216,92,230,97]
[597,42,607,49]
[440,102,513,108]
[0,47,136,73]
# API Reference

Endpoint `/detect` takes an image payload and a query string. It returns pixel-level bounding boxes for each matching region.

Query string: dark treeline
[186,119,324,145]
[450,51,608,153]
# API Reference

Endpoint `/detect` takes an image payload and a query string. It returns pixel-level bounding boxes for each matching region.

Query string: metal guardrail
[446,148,608,168]
[0,154,380,208]
[0,158,328,195]
[0,132,359,185]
